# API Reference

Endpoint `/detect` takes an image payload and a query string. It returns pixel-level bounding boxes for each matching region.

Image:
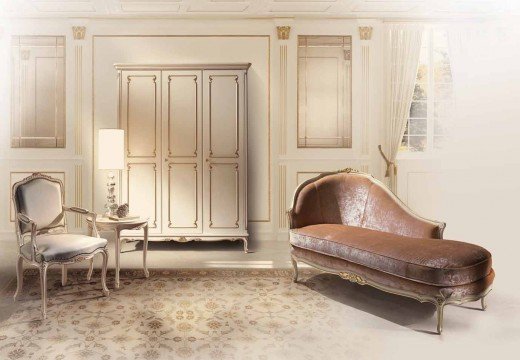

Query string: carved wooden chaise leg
[291,256,298,283]
[481,296,487,311]
[14,255,24,301]
[436,300,446,335]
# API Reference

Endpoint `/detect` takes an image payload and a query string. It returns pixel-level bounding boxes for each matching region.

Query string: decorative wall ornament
[20,49,30,60]
[277,26,291,40]
[359,26,373,40]
[72,26,86,40]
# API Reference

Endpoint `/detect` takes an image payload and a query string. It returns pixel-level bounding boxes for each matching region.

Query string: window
[401,28,453,152]
[298,35,352,148]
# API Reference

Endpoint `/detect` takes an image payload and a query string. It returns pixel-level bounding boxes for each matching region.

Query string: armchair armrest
[63,206,100,237]
[16,213,38,261]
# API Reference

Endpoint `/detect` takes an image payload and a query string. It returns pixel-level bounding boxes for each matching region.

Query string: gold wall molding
[279,44,287,155]
[72,26,86,40]
[359,26,373,41]
[277,26,291,40]
[278,164,287,229]
[75,44,83,156]
[361,44,370,156]
[74,164,83,227]
[92,35,271,223]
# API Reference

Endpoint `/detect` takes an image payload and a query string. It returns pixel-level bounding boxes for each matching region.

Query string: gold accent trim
[72,26,86,40]
[167,162,199,229]
[361,45,370,155]
[208,162,240,229]
[92,35,270,223]
[359,26,373,41]
[74,44,83,156]
[279,44,287,155]
[278,164,287,229]
[74,165,83,228]
[296,35,352,149]
[208,74,240,159]
[277,26,291,40]
[167,74,199,158]
[125,74,158,158]
[127,163,158,228]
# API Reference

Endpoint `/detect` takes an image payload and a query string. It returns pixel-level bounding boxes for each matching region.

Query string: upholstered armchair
[12,173,109,319]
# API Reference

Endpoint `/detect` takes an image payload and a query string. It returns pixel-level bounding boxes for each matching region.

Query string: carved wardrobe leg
[436,301,445,335]
[14,255,24,301]
[61,265,67,286]
[143,224,149,278]
[291,256,298,283]
[100,249,110,297]
[40,263,49,319]
[243,238,249,253]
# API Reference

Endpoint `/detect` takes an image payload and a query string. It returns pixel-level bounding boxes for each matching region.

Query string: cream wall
[0,18,383,243]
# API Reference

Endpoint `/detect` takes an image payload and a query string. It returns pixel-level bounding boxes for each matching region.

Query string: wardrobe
[116,64,250,252]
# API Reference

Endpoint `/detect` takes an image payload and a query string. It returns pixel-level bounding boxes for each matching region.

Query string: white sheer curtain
[380,24,423,193]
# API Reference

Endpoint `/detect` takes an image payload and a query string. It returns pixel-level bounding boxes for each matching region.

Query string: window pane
[413,83,427,100]
[434,84,453,100]
[410,101,427,118]
[409,136,427,152]
[434,101,453,118]
[409,118,427,135]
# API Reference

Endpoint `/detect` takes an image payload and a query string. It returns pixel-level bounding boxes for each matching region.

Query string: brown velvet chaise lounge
[288,169,494,334]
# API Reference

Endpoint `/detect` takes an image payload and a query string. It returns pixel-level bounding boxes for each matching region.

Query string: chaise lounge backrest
[288,170,445,239]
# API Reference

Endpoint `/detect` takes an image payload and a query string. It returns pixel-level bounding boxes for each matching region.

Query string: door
[120,70,162,233]
[202,70,246,234]
[161,71,203,235]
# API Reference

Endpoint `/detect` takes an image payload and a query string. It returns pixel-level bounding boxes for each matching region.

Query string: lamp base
[104,171,118,217]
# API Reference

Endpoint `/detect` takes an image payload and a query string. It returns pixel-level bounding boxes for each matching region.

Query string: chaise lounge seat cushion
[290,224,492,287]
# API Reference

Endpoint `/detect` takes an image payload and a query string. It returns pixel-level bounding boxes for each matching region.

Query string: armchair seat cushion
[21,234,107,262]
[290,224,492,286]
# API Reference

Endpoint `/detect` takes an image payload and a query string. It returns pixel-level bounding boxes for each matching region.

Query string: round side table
[87,216,149,289]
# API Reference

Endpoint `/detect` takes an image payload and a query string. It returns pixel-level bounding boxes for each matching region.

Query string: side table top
[86,216,149,225]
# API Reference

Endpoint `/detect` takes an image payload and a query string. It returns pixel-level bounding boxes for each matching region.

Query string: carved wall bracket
[359,26,373,41]
[72,26,86,40]
[277,26,291,40]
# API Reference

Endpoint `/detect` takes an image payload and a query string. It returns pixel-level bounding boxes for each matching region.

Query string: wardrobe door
[120,70,162,233]
[161,71,203,235]
[202,70,247,234]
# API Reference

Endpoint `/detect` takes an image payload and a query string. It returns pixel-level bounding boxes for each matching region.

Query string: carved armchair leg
[40,263,49,319]
[291,256,298,283]
[14,255,24,301]
[61,265,67,286]
[436,301,445,335]
[87,258,94,281]
[481,296,487,311]
[100,249,110,297]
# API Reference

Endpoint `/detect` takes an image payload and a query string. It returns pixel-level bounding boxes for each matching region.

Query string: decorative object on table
[86,216,149,289]
[12,173,109,319]
[98,129,125,216]
[108,214,140,221]
[116,203,129,218]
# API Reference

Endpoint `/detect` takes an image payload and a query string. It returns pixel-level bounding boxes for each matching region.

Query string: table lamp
[98,129,125,216]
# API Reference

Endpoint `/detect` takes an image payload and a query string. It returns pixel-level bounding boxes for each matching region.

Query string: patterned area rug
[0,269,380,360]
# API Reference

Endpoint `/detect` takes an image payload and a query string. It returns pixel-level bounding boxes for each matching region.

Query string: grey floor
[1,235,519,359]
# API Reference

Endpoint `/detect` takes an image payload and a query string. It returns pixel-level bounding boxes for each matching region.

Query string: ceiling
[0,0,518,19]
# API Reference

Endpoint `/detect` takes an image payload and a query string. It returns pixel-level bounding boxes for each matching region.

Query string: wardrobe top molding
[114,63,252,71]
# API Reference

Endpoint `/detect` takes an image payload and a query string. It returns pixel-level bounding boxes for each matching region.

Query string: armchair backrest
[12,173,65,235]
[288,170,445,239]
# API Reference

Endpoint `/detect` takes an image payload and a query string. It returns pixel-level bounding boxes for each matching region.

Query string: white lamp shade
[98,129,125,170]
